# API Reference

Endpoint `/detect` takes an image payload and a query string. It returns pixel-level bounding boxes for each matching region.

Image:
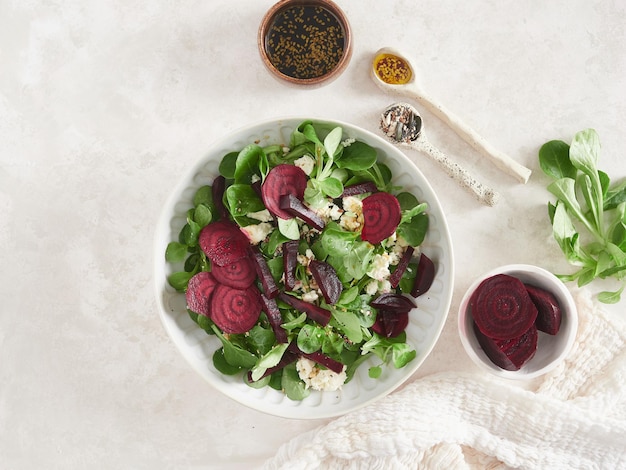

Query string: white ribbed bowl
[154,117,454,419]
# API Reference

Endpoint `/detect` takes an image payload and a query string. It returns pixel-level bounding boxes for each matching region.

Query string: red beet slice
[209,284,262,334]
[341,181,378,197]
[473,322,538,371]
[279,194,326,231]
[525,284,562,335]
[249,246,279,299]
[199,220,250,267]
[470,274,538,340]
[389,246,415,288]
[212,175,229,220]
[372,309,409,338]
[371,293,416,313]
[278,292,331,326]
[210,256,256,289]
[361,192,402,244]
[410,253,435,298]
[260,294,288,343]
[309,260,343,305]
[282,240,299,291]
[261,164,307,220]
[288,342,344,374]
[185,271,218,316]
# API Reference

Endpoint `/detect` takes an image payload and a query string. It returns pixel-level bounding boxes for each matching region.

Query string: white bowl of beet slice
[458,264,578,380]
[154,117,454,419]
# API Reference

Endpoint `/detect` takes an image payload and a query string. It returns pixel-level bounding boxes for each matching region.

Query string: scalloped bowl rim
[154,116,455,419]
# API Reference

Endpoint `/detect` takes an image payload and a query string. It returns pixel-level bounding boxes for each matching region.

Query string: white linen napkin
[262,288,626,469]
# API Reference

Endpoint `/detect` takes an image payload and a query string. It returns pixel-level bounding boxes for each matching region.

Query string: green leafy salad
[165,120,435,400]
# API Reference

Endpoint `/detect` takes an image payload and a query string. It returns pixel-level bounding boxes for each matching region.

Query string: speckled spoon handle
[406,135,500,207]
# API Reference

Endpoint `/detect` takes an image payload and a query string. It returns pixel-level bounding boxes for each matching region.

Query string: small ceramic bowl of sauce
[258,0,353,87]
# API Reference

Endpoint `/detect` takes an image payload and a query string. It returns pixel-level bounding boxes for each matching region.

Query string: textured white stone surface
[1,0,625,468]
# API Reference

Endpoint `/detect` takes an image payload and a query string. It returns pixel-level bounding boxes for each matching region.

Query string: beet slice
[209,284,262,334]
[199,220,250,267]
[279,194,326,231]
[309,260,343,305]
[372,309,409,338]
[371,293,416,313]
[249,246,279,299]
[470,274,538,340]
[288,342,344,374]
[282,240,299,291]
[260,294,288,343]
[212,175,229,220]
[389,246,415,288]
[525,283,562,335]
[341,181,378,197]
[473,322,538,371]
[185,271,218,316]
[261,164,308,219]
[410,253,435,298]
[278,292,331,326]
[361,192,402,244]
[210,256,256,289]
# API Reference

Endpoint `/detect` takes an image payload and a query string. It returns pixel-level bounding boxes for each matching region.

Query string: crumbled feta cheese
[341,137,356,148]
[296,357,347,391]
[294,155,316,175]
[297,249,315,267]
[247,209,274,222]
[240,222,273,245]
[251,174,261,184]
[367,253,392,281]
[301,290,319,303]
[365,279,379,295]
[314,202,343,222]
[342,195,363,214]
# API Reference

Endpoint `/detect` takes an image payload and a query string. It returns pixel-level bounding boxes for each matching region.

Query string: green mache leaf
[213,348,242,375]
[323,126,343,159]
[598,287,624,304]
[225,184,265,218]
[235,144,266,184]
[604,179,626,210]
[167,271,193,292]
[215,331,258,369]
[336,141,378,171]
[280,312,307,332]
[165,241,188,263]
[569,129,600,179]
[193,185,215,208]
[297,324,325,353]
[397,212,429,247]
[538,140,576,180]
[250,342,290,381]
[368,366,382,379]
[219,152,239,179]
[278,217,300,240]
[344,241,374,280]
[391,343,416,368]
[247,325,277,356]
[330,307,363,343]
[281,363,310,401]
[317,177,344,198]
[193,204,212,228]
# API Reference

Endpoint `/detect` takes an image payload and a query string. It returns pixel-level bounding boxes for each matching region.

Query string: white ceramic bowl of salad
[154,117,454,419]
[458,264,578,380]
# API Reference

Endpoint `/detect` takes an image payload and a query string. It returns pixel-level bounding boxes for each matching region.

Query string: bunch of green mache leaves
[539,128,626,303]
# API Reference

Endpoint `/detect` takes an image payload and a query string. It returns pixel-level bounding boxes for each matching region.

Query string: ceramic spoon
[372,47,531,184]
[381,102,500,207]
